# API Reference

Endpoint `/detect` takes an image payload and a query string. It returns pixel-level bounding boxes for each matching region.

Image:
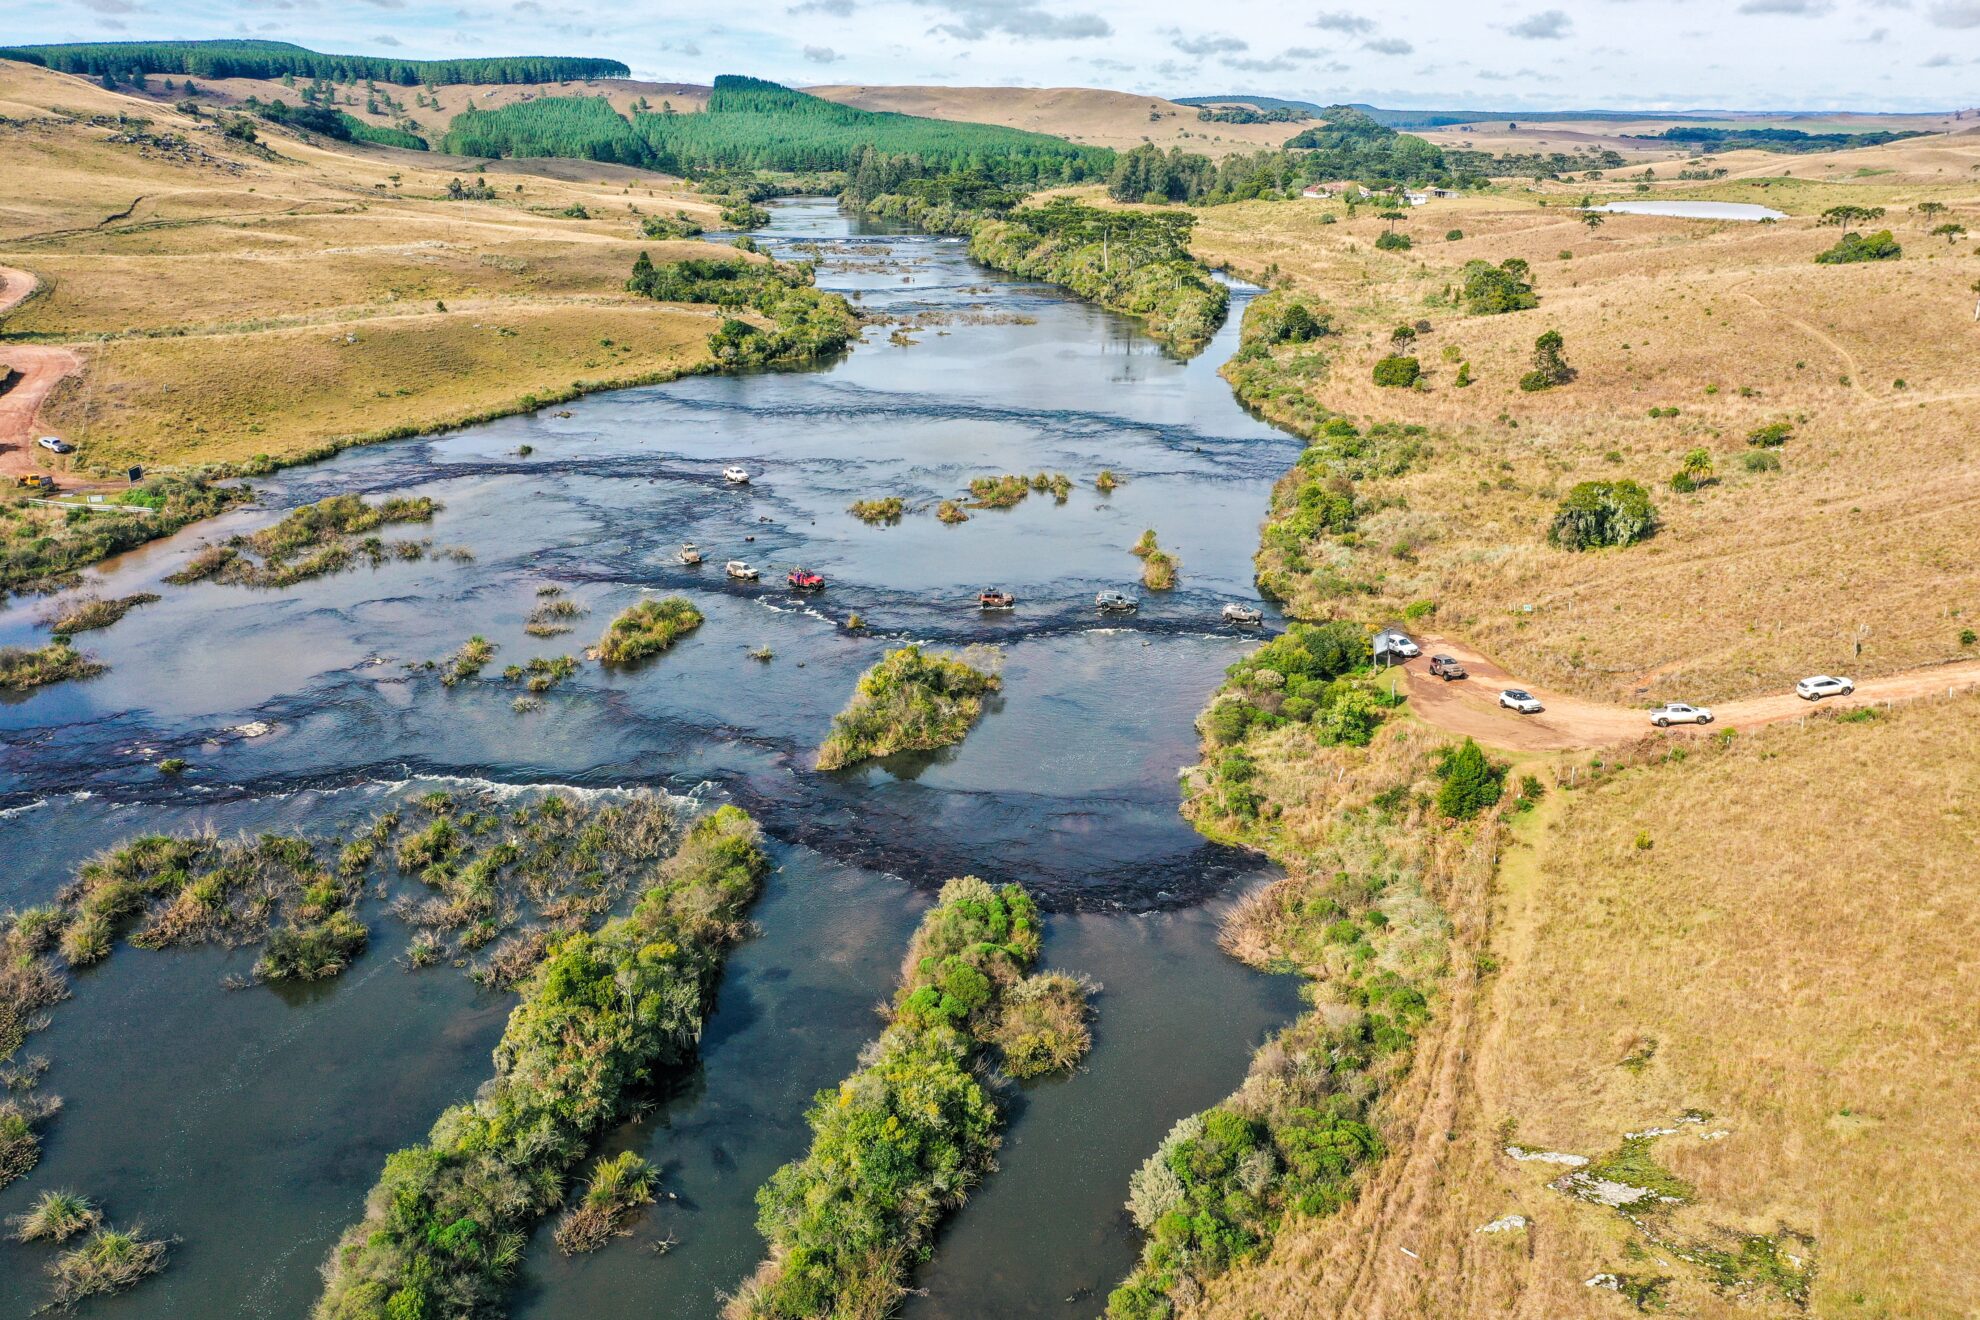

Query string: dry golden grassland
[1187,696,1978,1320]
[1477,694,1980,1319]
[1184,153,1980,704]
[0,60,731,472]
[807,83,1297,156]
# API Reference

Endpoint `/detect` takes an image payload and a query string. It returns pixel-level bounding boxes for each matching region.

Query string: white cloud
[1310,10,1374,34]
[802,43,844,60]
[789,0,855,12]
[1508,9,1573,37]
[1172,31,1247,54]
[1926,0,1980,23]
[919,0,1111,40]
[1364,36,1413,54]
[1737,0,1834,13]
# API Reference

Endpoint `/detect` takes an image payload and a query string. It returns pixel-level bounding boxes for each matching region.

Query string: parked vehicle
[787,568,825,591]
[1428,654,1467,681]
[724,560,759,581]
[978,589,1016,610]
[677,542,703,565]
[722,466,751,484]
[1499,689,1544,714]
[1796,675,1855,701]
[1095,590,1138,613]
[1650,702,1713,727]
[1221,603,1263,625]
[1374,629,1421,658]
[13,474,55,491]
[36,435,74,454]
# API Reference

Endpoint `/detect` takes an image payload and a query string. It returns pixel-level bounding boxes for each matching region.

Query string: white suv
[1498,689,1544,714]
[1795,675,1855,701]
[1649,702,1713,727]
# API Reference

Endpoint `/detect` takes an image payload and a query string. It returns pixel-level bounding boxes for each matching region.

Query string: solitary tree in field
[1914,201,1948,220]
[1581,210,1605,232]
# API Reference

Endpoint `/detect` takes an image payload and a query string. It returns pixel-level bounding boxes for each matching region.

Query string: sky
[4,0,1978,112]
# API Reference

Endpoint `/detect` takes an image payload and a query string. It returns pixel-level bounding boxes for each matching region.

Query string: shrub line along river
[0,199,1309,1317]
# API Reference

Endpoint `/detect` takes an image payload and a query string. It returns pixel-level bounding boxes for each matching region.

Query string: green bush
[1373,230,1411,251]
[1434,738,1504,819]
[1548,479,1657,550]
[1460,258,1536,314]
[1372,355,1420,388]
[1814,229,1901,264]
[1747,420,1793,448]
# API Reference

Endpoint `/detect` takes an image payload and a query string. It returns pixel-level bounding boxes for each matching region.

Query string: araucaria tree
[1519,329,1575,392]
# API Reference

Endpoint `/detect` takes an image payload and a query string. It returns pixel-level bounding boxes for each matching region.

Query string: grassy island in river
[315,805,769,1319]
[728,876,1091,1319]
[815,645,1001,770]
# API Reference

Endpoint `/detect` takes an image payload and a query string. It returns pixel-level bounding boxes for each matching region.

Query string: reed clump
[596,597,703,664]
[525,592,588,637]
[8,1189,100,1243]
[43,593,159,634]
[174,494,441,589]
[0,641,105,691]
[46,1223,171,1308]
[848,496,905,525]
[553,1151,658,1255]
[966,474,1030,509]
[440,635,496,686]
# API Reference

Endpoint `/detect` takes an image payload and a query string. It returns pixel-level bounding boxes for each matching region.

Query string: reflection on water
[0,200,1303,1317]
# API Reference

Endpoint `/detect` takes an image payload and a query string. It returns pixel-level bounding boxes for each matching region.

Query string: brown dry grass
[1194,694,1979,1320]
[1472,693,1980,1319]
[1185,159,1980,704]
[807,84,1295,157]
[0,61,730,471]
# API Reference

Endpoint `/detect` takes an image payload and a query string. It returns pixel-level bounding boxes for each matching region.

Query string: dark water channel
[0,200,1307,1317]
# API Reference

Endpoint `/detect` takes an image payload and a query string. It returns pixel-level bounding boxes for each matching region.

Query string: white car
[36,435,75,454]
[1498,688,1544,714]
[1376,630,1421,658]
[1796,675,1855,701]
[1650,702,1713,727]
[722,466,751,484]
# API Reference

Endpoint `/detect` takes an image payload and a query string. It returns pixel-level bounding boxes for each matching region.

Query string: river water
[0,200,1306,1317]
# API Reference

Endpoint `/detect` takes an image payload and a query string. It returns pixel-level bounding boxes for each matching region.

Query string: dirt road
[0,265,38,317]
[0,344,84,481]
[1400,634,1980,752]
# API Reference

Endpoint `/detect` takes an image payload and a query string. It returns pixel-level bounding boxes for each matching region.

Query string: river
[0,199,1306,1317]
